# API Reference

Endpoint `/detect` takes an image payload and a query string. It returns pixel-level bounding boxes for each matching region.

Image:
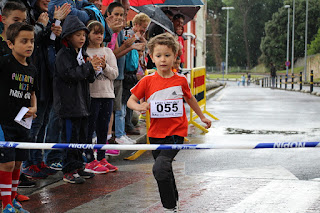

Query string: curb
[269,87,320,97]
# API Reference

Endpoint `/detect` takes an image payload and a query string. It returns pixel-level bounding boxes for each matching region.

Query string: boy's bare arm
[127,94,149,112]
[185,96,211,129]
[25,91,37,118]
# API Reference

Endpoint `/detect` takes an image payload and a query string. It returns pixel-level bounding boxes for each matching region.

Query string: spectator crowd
[0,0,189,212]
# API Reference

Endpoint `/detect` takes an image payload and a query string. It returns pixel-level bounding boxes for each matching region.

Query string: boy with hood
[53,15,100,184]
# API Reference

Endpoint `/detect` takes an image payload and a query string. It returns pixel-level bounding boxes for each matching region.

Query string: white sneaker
[164,207,178,212]
[124,135,136,144]
[115,136,134,144]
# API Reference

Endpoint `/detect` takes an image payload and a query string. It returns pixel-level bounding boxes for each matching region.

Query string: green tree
[207,0,225,69]
[260,0,320,69]
[308,28,320,55]
[223,0,282,68]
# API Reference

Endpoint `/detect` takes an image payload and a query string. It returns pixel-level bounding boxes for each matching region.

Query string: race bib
[150,99,183,118]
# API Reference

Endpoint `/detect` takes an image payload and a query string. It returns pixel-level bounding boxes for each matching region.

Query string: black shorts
[0,123,30,163]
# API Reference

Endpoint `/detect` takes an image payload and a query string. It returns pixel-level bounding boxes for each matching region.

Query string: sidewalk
[18,81,225,198]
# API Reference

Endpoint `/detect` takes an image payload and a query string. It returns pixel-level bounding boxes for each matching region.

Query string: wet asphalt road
[21,82,320,213]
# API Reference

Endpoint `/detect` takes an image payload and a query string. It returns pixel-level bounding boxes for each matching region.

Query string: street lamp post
[291,0,295,75]
[285,5,290,77]
[291,0,295,89]
[304,0,309,82]
[222,7,234,76]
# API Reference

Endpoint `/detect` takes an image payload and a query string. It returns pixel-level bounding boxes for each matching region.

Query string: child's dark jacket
[53,15,95,118]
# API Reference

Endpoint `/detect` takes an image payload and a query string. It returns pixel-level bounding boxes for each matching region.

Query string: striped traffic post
[310,70,314,93]
[291,73,294,89]
[285,75,288,90]
[300,72,302,90]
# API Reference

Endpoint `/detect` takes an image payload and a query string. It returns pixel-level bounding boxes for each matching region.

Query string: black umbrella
[157,0,204,25]
[130,5,174,35]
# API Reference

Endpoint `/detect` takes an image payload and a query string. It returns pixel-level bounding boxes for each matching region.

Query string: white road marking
[216,91,226,102]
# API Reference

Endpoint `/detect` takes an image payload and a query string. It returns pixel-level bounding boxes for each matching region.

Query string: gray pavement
[20,81,320,213]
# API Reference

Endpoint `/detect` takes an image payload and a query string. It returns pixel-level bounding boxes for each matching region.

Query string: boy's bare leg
[0,161,15,172]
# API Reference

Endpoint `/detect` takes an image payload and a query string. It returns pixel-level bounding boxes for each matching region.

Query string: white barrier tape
[0,141,319,150]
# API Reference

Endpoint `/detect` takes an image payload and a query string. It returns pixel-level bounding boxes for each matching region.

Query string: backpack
[83,4,107,39]
[125,49,139,72]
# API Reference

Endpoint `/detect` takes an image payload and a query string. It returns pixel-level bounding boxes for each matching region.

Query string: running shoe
[49,162,63,171]
[99,158,118,172]
[124,135,136,144]
[38,162,57,175]
[105,149,120,156]
[16,193,30,202]
[78,169,95,179]
[115,135,135,144]
[63,171,85,184]
[84,160,109,174]
[2,204,15,213]
[22,165,48,179]
[163,207,178,213]
[18,173,36,188]
[12,199,29,213]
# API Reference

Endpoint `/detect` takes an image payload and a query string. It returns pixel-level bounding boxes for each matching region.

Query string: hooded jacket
[53,15,95,118]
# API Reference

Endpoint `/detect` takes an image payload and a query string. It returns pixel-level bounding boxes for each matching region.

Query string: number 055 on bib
[150,99,183,118]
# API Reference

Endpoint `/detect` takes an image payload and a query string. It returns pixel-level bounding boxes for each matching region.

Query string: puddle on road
[225,128,307,135]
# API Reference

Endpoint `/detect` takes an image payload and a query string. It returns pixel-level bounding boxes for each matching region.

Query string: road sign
[285,61,291,67]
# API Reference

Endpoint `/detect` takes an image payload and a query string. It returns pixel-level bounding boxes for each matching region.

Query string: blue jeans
[43,108,63,165]
[114,104,126,138]
[24,100,51,167]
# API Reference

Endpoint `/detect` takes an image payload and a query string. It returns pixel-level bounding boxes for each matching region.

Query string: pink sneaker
[100,158,118,172]
[85,160,109,174]
[105,149,120,156]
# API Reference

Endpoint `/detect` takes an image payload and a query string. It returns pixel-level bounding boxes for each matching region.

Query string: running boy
[127,33,212,212]
[0,22,36,213]
[53,15,99,184]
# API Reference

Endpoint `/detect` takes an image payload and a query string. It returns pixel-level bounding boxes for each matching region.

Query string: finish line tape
[0,141,319,150]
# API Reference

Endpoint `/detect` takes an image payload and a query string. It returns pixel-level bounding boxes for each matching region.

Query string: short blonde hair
[132,13,151,25]
[147,33,179,56]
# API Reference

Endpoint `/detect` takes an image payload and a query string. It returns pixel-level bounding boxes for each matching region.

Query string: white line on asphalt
[216,91,226,102]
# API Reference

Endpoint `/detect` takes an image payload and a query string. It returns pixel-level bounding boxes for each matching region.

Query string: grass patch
[277,66,304,75]
[250,64,267,73]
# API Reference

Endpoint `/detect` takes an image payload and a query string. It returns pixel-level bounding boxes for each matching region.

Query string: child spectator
[22,0,70,180]
[173,56,181,74]
[84,20,119,173]
[242,74,246,86]
[53,15,98,184]
[0,22,37,213]
[127,33,212,212]
[123,13,150,135]
[0,1,27,56]
[0,0,37,192]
